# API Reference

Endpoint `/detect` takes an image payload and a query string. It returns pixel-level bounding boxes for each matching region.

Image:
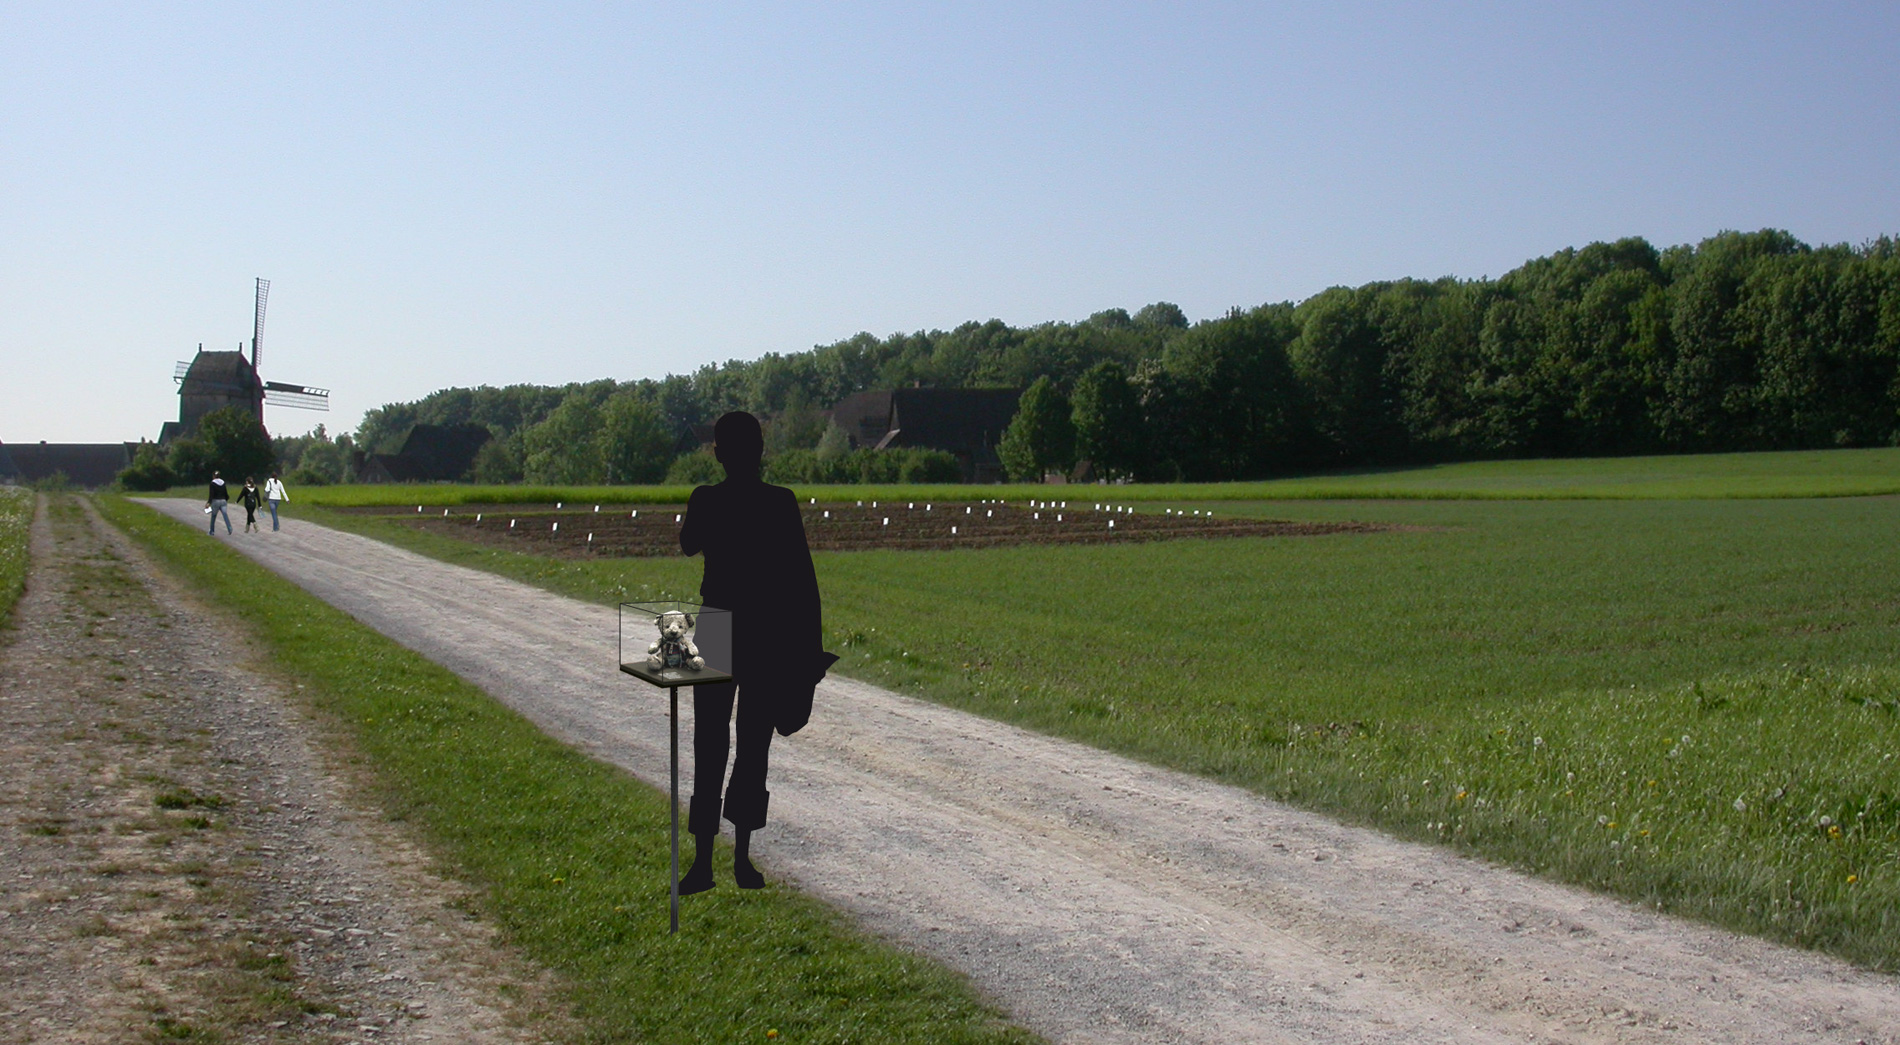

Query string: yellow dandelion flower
[1847,874,1860,884]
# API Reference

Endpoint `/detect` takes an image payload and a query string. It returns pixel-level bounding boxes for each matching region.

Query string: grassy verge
[302,493,1900,970]
[96,494,1040,1045]
[225,446,1900,508]
[0,487,32,625]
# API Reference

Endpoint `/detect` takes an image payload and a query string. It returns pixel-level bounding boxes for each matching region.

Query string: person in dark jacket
[205,471,233,535]
[676,411,835,893]
[238,477,262,532]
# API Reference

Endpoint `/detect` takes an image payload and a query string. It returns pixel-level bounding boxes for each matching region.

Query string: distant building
[0,441,138,488]
[159,349,264,445]
[827,387,1022,483]
[355,424,493,483]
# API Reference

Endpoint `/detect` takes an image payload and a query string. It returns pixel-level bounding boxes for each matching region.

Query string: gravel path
[0,495,564,1044]
[142,498,1900,1044]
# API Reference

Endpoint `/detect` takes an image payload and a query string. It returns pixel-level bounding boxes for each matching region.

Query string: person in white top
[263,473,289,531]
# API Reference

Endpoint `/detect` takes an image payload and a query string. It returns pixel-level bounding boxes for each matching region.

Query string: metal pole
[670,684,680,934]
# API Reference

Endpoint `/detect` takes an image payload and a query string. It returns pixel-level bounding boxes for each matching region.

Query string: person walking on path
[263,472,288,531]
[676,411,837,893]
[239,477,263,533]
[205,471,233,535]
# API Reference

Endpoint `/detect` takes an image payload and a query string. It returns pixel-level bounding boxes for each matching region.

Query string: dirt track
[141,498,1900,1044]
[0,496,560,1043]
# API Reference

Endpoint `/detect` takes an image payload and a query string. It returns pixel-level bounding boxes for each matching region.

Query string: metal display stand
[618,603,732,934]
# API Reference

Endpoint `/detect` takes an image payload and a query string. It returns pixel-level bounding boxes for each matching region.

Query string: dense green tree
[168,407,274,485]
[298,431,355,485]
[1070,360,1145,480]
[468,434,524,484]
[275,423,356,485]
[763,387,829,455]
[521,395,605,484]
[997,376,1075,481]
[1291,288,1401,463]
[598,394,674,484]
[1133,301,1189,330]
[1657,229,1808,449]
[815,422,852,464]
[1370,278,1486,455]
[117,442,176,491]
[665,447,724,485]
[1153,306,1309,478]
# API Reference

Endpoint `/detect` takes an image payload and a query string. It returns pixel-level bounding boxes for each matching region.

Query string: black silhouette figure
[677,412,837,893]
[239,477,262,532]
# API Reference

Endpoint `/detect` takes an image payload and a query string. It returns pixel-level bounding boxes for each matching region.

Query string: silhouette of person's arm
[680,486,708,558]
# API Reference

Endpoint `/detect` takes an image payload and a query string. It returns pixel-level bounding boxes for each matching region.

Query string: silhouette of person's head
[713,411,764,479]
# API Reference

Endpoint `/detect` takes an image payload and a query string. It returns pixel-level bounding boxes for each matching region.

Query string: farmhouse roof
[827,387,1022,453]
[828,390,895,449]
[354,424,492,484]
[884,387,1021,455]
[356,453,433,484]
[0,442,136,488]
[396,424,492,480]
[823,386,1022,483]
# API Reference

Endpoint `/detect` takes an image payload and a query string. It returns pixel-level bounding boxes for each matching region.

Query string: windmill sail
[263,381,329,411]
[252,278,270,371]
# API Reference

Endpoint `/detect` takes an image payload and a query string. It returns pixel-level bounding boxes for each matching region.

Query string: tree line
[131,228,1900,488]
[1002,229,1900,481]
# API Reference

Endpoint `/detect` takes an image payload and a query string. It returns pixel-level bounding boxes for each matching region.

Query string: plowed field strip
[336,501,1387,558]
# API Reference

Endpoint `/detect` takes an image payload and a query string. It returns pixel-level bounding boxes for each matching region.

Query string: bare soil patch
[0,496,567,1044]
[336,499,1386,557]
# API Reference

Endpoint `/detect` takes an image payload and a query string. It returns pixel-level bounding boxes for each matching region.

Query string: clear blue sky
[4,2,1896,444]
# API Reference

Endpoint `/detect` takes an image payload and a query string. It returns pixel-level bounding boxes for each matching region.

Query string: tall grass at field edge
[0,488,33,626]
[0,490,33,627]
[96,494,1041,1045]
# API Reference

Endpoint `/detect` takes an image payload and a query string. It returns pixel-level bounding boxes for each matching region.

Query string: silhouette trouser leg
[689,681,774,833]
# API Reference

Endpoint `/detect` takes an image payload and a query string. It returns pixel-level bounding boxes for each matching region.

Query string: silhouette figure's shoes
[677,867,715,895]
[734,863,765,890]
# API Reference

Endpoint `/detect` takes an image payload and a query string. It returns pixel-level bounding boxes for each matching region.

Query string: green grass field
[96,494,1040,1045]
[0,487,32,626]
[263,445,1900,508]
[279,457,1900,971]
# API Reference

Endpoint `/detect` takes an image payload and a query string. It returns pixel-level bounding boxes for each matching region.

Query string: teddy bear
[647,609,705,672]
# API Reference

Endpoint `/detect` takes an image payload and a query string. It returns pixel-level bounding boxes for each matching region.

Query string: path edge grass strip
[95,494,1042,1045]
[0,488,33,627]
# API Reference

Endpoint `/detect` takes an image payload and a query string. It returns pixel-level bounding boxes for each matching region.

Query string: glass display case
[618,601,733,686]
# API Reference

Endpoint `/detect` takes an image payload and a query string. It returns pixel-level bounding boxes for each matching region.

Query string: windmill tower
[162,279,330,443]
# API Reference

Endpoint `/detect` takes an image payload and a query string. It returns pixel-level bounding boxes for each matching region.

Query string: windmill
[165,279,329,443]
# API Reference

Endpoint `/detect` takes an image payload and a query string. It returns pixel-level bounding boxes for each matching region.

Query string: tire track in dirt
[140,498,1900,1045]
[0,494,565,1044]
